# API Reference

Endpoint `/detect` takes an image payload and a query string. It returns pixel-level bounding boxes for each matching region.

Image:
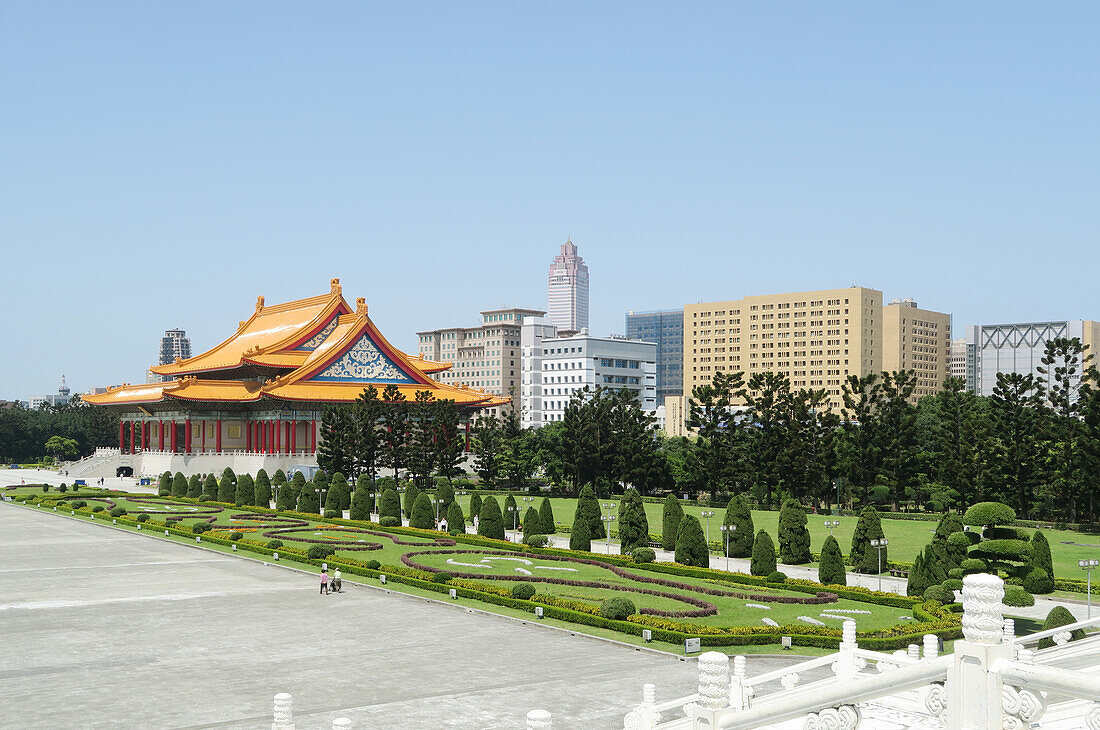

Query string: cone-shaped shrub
[906,546,936,597]
[778,499,811,564]
[850,507,886,573]
[158,472,172,496]
[287,470,302,497]
[1030,530,1054,588]
[186,474,201,499]
[410,492,434,529]
[171,472,187,498]
[569,509,591,551]
[674,514,708,568]
[1023,567,1054,594]
[503,495,519,531]
[722,495,754,557]
[254,470,271,507]
[350,482,372,521]
[577,484,605,539]
[355,475,375,513]
[222,467,236,483]
[661,494,683,551]
[202,474,218,500]
[323,484,342,518]
[522,506,541,541]
[297,482,319,514]
[435,482,455,515]
[273,469,288,489]
[378,488,402,523]
[618,488,650,554]
[404,483,420,519]
[446,500,466,535]
[750,530,777,576]
[818,534,846,586]
[478,496,505,540]
[469,492,482,525]
[329,472,351,510]
[1038,605,1086,649]
[539,497,556,534]
[275,478,295,511]
[235,473,255,506]
[217,476,235,503]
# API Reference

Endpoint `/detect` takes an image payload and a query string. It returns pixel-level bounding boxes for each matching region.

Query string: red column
[265,421,271,454]
[290,420,297,453]
[215,419,222,453]
[119,421,125,453]
[141,422,147,452]
[275,419,281,454]
[170,421,177,453]
[131,421,137,453]
[310,419,317,453]
[465,420,471,452]
[185,419,192,454]
[158,421,164,450]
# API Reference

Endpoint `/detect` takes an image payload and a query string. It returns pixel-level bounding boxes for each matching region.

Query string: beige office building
[682,287,951,418]
[881,298,952,402]
[417,307,545,413]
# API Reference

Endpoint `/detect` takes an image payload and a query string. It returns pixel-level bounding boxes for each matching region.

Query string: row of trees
[0,399,118,463]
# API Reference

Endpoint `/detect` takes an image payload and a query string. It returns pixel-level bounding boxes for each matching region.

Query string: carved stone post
[526,709,552,729]
[729,655,750,711]
[694,651,730,728]
[835,619,858,680]
[947,573,1011,730]
[923,633,939,659]
[907,644,920,660]
[623,685,659,730]
[272,693,294,730]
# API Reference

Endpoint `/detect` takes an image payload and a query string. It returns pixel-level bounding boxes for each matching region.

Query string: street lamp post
[315,487,326,515]
[824,520,840,538]
[1081,559,1099,619]
[602,514,616,555]
[720,523,735,572]
[871,538,889,592]
[700,510,715,556]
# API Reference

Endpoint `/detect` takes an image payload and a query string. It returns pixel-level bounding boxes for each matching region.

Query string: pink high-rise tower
[547,239,589,332]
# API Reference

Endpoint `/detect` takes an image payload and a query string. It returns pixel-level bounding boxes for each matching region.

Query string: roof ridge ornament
[356,297,368,315]
[331,278,341,293]
[256,295,265,312]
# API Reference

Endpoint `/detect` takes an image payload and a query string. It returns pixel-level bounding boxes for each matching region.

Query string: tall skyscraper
[155,329,192,382]
[547,239,589,332]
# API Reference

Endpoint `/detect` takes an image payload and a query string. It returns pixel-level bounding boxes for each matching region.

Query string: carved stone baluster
[907,643,920,660]
[272,693,294,730]
[922,633,938,659]
[526,709,552,729]
[332,719,352,730]
[803,705,861,729]
[729,655,749,711]
[1002,685,1046,729]
[698,652,730,710]
[623,684,658,730]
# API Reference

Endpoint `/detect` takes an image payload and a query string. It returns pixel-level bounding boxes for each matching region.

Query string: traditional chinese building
[81,279,506,477]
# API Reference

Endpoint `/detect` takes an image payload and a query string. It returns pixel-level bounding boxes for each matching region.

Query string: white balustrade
[272,693,294,730]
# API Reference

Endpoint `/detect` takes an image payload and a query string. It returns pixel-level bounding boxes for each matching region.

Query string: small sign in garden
[684,637,701,654]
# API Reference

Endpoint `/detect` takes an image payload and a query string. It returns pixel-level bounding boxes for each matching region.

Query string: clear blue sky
[2,3,1097,398]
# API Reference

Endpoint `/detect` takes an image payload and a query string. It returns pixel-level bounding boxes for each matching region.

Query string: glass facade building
[625,309,683,404]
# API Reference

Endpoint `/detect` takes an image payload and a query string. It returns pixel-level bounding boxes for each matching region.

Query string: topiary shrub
[364,560,381,570]
[661,494,683,551]
[906,546,935,597]
[722,494,755,557]
[599,597,636,621]
[963,501,1016,527]
[349,483,372,521]
[777,499,811,564]
[403,482,420,520]
[446,501,466,535]
[674,515,708,568]
[511,583,536,600]
[307,544,335,560]
[379,516,400,527]
[948,568,964,579]
[1029,531,1055,590]
[191,522,209,534]
[1023,567,1054,594]
[267,540,283,549]
[217,476,235,503]
[850,507,886,574]
[158,472,172,496]
[1038,605,1086,649]
[203,474,218,500]
[576,484,604,539]
[923,584,954,604]
[109,506,126,517]
[960,558,988,573]
[750,530,777,577]
[941,578,963,591]
[229,531,244,541]
[431,571,452,584]
[187,475,202,499]
[631,547,656,564]
[478,496,506,540]
[569,510,591,551]
[819,535,847,586]
[1003,586,1035,607]
[378,489,402,523]
[91,505,104,513]
[254,470,272,508]
[522,506,542,542]
[136,513,149,523]
[523,534,550,548]
[235,473,255,507]
[539,497,556,535]
[58,484,67,493]
[766,571,787,583]
[409,493,435,529]
[469,492,482,526]
[172,471,189,497]
[618,488,650,554]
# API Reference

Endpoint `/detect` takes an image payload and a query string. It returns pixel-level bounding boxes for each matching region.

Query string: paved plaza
[0,503,713,729]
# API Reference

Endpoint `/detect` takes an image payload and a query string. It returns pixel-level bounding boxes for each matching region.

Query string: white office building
[521,317,657,428]
[547,239,589,332]
[969,320,1100,396]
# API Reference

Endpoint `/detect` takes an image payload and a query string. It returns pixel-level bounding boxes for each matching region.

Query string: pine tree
[186,474,201,499]
[661,493,683,551]
[674,514,709,568]
[778,499,812,564]
[722,495,755,557]
[818,534,846,586]
[908,546,938,597]
[410,493,434,529]
[349,482,372,521]
[172,472,188,498]
[158,472,171,496]
[478,496,505,540]
[202,474,218,500]
[617,488,650,554]
[750,530,777,576]
[403,482,420,519]
[297,482,319,514]
[217,476,235,503]
[850,507,887,574]
[445,500,466,535]
[235,473,255,506]
[522,506,541,541]
[503,494,520,532]
[539,497,556,534]
[254,470,272,508]
[577,484,605,539]
[569,509,591,551]
[378,488,402,523]
[317,405,356,476]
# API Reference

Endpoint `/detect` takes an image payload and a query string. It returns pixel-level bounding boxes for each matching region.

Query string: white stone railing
[269,692,553,728]
[613,574,1100,730]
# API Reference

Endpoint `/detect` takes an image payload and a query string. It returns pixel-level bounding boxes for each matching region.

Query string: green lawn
[455,495,1100,576]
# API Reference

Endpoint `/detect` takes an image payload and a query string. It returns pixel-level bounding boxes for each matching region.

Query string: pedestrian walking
[319,569,329,595]
[332,568,342,593]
